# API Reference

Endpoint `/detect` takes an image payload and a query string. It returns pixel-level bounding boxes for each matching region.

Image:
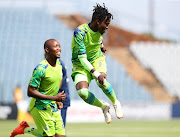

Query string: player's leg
[55,135,65,137]
[75,73,103,108]
[54,109,65,137]
[96,75,117,104]
[30,106,57,137]
[75,73,112,123]
[10,121,42,137]
[24,127,42,137]
[96,76,124,119]
[94,56,124,119]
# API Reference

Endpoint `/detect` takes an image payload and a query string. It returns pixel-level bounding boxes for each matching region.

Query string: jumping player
[71,3,124,124]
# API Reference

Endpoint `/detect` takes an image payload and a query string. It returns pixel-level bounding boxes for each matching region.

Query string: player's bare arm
[78,55,106,86]
[27,85,66,102]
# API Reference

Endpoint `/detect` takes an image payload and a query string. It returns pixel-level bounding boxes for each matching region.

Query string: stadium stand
[130,42,180,99]
[0,8,73,103]
[0,8,153,104]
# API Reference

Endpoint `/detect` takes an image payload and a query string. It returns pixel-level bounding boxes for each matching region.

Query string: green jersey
[71,23,104,63]
[28,59,62,111]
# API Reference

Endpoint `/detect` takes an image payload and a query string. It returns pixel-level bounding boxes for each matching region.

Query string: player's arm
[78,54,106,86]
[28,65,66,101]
[100,43,107,53]
[60,78,63,89]
[74,29,106,86]
[27,85,66,102]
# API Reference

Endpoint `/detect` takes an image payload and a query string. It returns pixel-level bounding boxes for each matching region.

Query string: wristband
[93,70,100,78]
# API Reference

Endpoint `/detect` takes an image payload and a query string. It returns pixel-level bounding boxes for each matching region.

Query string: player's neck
[88,22,98,32]
[46,56,57,67]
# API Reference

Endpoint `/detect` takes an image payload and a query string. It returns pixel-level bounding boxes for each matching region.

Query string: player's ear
[45,47,49,53]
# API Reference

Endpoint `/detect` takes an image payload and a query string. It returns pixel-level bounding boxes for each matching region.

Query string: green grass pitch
[1,119,180,137]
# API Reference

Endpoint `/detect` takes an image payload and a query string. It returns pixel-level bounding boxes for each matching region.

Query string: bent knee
[77,88,89,100]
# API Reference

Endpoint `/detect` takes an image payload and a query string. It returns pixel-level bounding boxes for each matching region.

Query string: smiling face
[45,39,61,58]
[49,40,61,58]
[97,17,111,34]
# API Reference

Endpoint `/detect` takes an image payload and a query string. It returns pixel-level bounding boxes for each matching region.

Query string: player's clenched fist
[97,73,107,87]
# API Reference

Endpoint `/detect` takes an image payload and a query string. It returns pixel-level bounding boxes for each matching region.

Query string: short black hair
[44,40,48,49]
[91,3,113,22]
[44,39,56,49]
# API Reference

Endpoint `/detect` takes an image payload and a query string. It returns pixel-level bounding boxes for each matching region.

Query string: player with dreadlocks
[71,3,124,124]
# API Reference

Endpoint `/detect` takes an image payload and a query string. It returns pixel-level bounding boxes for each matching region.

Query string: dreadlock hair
[91,3,113,22]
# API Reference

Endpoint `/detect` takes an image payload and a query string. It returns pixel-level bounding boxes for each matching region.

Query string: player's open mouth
[57,51,61,56]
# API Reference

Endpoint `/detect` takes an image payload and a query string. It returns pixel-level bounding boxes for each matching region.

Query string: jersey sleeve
[74,27,86,55]
[78,54,94,72]
[29,64,46,88]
